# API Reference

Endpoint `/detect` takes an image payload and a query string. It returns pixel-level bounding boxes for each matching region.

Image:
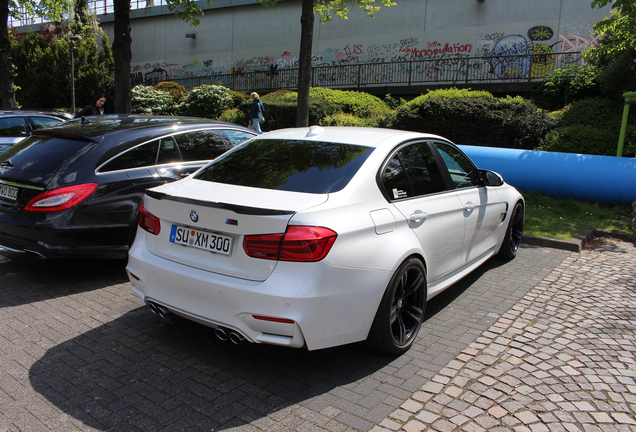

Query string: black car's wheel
[367,257,427,355]
[498,201,524,260]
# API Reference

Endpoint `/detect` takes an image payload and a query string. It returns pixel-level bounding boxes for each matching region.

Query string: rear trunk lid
[0,133,100,212]
[141,178,329,281]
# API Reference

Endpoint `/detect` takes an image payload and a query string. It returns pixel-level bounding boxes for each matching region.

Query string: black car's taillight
[23,183,98,212]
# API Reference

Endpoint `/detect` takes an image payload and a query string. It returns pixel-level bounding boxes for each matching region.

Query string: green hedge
[385,89,555,149]
[536,97,636,156]
[234,88,391,131]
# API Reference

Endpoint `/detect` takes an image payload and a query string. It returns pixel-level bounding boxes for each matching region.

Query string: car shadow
[26,253,516,431]
[0,249,129,308]
[28,306,395,431]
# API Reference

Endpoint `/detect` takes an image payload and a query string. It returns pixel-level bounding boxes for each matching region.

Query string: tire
[498,201,524,260]
[367,257,427,355]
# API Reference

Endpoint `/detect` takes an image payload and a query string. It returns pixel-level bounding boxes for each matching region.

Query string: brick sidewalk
[1,239,629,431]
[374,237,636,432]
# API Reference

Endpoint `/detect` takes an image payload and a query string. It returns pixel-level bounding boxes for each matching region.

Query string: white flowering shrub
[179,85,233,119]
[131,85,174,115]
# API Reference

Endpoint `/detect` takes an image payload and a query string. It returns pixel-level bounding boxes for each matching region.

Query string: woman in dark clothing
[248,92,265,133]
[75,93,106,118]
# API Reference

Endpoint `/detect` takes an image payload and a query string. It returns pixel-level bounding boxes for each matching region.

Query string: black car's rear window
[193,139,374,194]
[0,135,97,173]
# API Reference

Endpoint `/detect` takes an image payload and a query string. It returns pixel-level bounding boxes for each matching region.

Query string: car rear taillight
[24,183,98,212]
[244,226,337,262]
[139,202,161,235]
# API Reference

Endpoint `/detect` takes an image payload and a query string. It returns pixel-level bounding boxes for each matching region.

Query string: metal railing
[165,52,585,92]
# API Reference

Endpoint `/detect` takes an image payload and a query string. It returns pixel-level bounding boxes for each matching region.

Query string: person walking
[75,93,106,118]
[248,92,265,134]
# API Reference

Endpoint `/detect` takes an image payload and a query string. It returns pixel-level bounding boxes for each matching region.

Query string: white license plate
[0,184,18,201]
[169,225,233,256]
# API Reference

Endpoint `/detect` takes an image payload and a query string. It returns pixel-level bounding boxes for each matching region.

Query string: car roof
[0,109,73,120]
[260,126,450,148]
[40,114,247,140]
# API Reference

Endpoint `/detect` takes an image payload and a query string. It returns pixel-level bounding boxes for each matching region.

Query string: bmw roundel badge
[190,210,198,223]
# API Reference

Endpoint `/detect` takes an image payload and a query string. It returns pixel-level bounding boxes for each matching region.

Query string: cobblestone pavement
[374,237,636,432]
[0,238,633,432]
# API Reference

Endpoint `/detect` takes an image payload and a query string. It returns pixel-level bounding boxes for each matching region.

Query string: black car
[0,109,73,153]
[0,115,257,259]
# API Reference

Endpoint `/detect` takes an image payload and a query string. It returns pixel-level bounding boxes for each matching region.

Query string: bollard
[617,91,636,157]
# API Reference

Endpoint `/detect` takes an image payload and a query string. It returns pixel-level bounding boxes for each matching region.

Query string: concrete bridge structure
[17,0,613,95]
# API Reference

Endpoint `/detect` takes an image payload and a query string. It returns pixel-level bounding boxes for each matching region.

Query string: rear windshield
[193,139,374,194]
[0,135,98,173]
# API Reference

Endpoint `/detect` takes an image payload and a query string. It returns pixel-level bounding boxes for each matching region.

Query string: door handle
[409,210,427,223]
[464,201,476,211]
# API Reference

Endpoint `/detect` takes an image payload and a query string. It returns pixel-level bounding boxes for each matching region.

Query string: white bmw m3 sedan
[126,126,524,355]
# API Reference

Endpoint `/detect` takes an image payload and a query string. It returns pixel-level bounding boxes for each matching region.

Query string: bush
[319,112,381,127]
[538,124,636,156]
[228,90,250,107]
[238,90,297,131]
[179,85,233,119]
[131,85,173,115]
[219,107,248,126]
[154,81,188,105]
[241,88,392,131]
[532,65,600,111]
[386,89,555,149]
[556,97,623,129]
[536,97,636,156]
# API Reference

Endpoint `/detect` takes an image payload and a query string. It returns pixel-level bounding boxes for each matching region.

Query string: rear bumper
[126,232,392,351]
[0,211,131,259]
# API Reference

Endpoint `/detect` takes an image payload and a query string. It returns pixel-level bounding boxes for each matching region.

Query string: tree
[112,0,132,113]
[109,0,394,120]
[11,25,114,109]
[587,1,636,97]
[0,0,73,108]
[258,0,396,127]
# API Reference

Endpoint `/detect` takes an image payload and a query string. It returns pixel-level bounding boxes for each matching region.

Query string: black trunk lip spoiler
[145,190,295,216]
[32,130,99,143]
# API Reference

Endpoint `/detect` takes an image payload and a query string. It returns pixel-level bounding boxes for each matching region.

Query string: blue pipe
[459,145,636,205]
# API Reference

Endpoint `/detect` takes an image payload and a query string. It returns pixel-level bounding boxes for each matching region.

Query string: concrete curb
[521,228,631,252]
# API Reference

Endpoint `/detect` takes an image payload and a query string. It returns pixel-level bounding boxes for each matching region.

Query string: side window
[156,137,181,165]
[223,129,256,146]
[0,117,28,137]
[100,140,159,172]
[382,142,446,200]
[175,130,230,161]
[30,117,62,130]
[382,155,411,200]
[433,142,480,189]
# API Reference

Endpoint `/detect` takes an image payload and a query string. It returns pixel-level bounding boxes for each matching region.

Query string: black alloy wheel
[498,200,524,260]
[368,257,427,355]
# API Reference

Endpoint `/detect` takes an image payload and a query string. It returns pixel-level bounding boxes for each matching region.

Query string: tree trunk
[0,0,17,108]
[113,0,132,114]
[295,0,314,127]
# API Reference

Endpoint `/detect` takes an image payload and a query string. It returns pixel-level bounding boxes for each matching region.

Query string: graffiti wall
[116,0,608,88]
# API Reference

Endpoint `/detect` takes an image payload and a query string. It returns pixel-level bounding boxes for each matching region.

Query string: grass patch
[522,192,636,242]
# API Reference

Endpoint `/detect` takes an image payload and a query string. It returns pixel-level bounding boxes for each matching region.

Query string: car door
[96,139,165,238]
[381,140,466,285]
[431,141,505,264]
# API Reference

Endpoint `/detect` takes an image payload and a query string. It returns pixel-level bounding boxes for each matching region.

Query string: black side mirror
[480,169,504,186]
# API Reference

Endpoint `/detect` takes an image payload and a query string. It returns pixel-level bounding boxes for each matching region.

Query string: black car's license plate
[169,224,233,256]
[0,184,18,202]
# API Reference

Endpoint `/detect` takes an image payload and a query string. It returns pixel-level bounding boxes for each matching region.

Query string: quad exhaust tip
[147,302,246,344]
[147,301,171,319]
[215,326,246,345]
